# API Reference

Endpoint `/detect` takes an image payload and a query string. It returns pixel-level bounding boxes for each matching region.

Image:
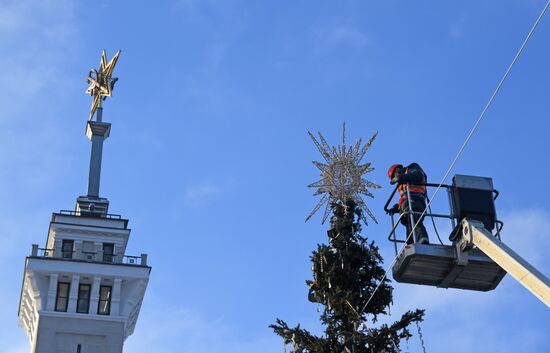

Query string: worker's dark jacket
[397,163,427,206]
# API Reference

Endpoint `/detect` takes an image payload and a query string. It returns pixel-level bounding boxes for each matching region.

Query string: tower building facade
[18,51,151,353]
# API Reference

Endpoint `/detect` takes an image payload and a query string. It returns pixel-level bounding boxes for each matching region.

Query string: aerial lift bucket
[387,175,506,291]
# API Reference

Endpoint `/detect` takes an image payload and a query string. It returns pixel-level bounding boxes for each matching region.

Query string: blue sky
[1,0,549,352]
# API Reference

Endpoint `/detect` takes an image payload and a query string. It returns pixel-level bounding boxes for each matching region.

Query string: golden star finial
[86,50,121,120]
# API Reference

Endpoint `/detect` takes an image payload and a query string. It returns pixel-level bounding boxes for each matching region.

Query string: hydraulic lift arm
[459,219,550,308]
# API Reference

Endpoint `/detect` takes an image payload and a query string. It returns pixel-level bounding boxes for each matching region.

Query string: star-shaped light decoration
[86,50,121,120]
[306,123,381,225]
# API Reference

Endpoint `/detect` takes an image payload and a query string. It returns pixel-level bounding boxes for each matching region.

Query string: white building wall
[33,315,125,353]
[19,213,150,353]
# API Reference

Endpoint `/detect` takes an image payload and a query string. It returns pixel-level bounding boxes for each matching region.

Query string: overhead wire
[427,204,444,246]
[426,189,444,245]
[360,0,550,315]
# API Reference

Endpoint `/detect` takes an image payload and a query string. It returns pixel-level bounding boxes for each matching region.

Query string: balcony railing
[58,210,122,220]
[31,245,148,266]
[37,248,55,257]
[62,250,75,259]
[122,255,145,265]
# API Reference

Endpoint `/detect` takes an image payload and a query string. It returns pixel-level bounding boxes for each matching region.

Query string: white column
[21,289,33,332]
[27,273,42,311]
[111,278,122,316]
[90,276,101,315]
[68,275,80,312]
[45,273,59,311]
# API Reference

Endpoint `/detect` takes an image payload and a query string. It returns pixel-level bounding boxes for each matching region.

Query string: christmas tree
[271,125,425,352]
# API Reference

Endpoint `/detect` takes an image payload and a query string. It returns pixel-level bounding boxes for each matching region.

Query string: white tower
[18,51,151,353]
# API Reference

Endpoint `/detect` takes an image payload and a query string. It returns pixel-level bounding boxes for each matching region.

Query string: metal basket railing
[384,182,503,255]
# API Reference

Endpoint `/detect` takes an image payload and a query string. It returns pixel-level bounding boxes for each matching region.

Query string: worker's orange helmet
[388,164,403,179]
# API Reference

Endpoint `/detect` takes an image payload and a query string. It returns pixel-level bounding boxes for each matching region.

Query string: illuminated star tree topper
[86,50,121,120]
[306,123,381,225]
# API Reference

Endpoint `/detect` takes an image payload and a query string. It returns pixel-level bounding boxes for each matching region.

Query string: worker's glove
[386,204,399,215]
[390,174,402,185]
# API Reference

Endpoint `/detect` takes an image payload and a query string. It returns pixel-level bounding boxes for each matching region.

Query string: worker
[387,163,429,245]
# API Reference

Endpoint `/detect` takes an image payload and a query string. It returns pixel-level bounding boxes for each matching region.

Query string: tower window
[62,239,74,259]
[98,285,112,315]
[76,284,91,314]
[103,243,114,263]
[55,282,70,312]
[77,344,82,353]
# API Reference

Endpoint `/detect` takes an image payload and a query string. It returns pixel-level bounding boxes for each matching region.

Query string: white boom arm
[460,219,550,308]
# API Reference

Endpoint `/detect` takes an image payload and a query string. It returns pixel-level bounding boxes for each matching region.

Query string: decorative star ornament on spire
[306,123,381,225]
[86,50,121,120]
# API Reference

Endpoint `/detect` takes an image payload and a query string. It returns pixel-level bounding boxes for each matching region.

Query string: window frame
[102,243,115,263]
[76,283,91,314]
[62,239,74,259]
[55,282,70,312]
[98,285,112,315]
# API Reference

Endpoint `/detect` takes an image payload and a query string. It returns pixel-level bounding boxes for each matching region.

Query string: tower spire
[19,50,150,353]
[76,50,121,216]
